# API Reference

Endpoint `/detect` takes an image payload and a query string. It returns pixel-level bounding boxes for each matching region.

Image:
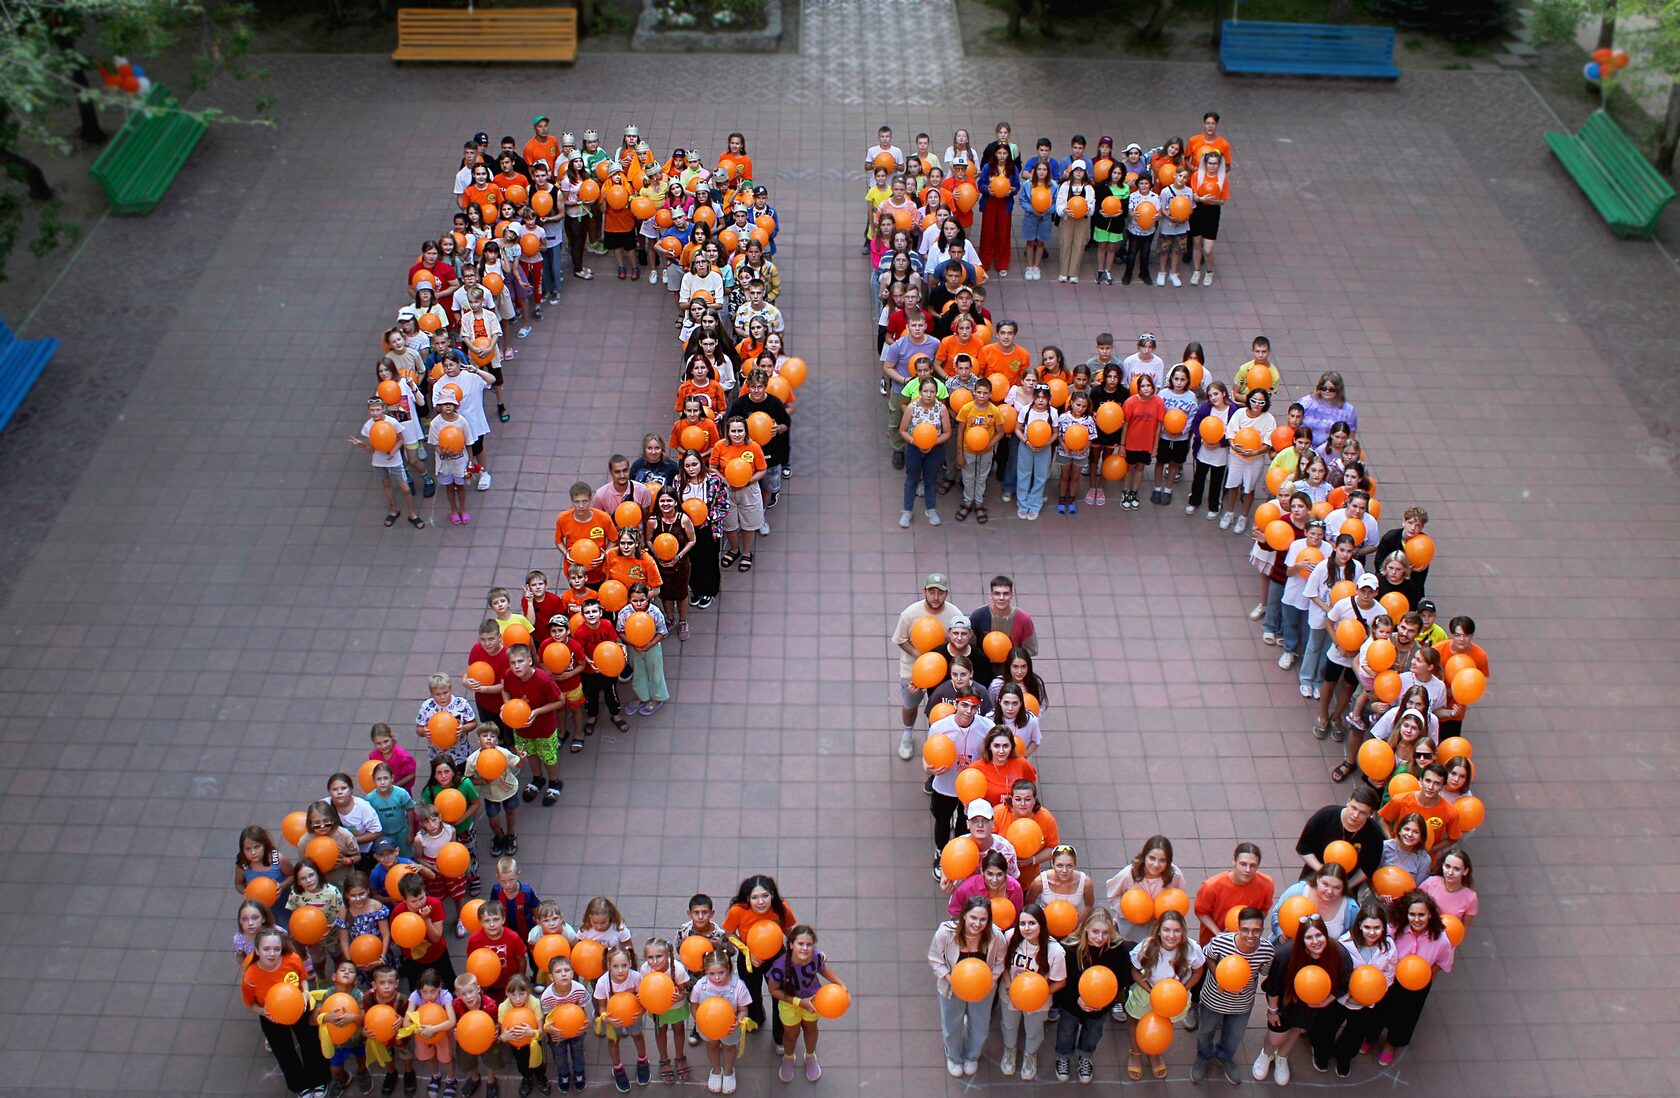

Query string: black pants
[1309,1002,1379,1070]
[1187,460,1226,511]
[582,672,623,720]
[736,948,785,1045]
[689,525,722,599]
[562,217,588,274]
[260,1016,332,1093]
[1122,232,1154,280]
[1376,983,1431,1047]
[931,791,962,851]
[398,951,457,995]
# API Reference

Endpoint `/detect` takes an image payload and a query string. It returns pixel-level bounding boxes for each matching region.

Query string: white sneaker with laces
[1170,273,1183,287]
[1190,270,1202,285]
[1206,510,1219,521]
[927,510,941,526]
[1279,652,1297,669]
[1233,516,1247,534]
[962,1060,978,1076]
[1218,511,1234,529]
[946,1060,964,1078]
[1203,271,1215,287]
[758,523,770,536]
[1274,1055,1290,1086]
[1252,1050,1274,1081]
[899,511,912,528]
[1000,1047,1016,1076]
[1185,503,1196,514]
[897,730,915,760]
[1057,275,1068,283]
[1248,604,1266,621]
[1155,272,1166,286]
[1299,683,1313,698]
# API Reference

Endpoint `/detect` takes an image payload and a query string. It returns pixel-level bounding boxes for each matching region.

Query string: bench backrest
[89,84,205,185]
[1578,110,1677,210]
[397,7,579,46]
[1222,20,1396,62]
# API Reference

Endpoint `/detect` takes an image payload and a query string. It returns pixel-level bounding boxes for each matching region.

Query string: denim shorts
[1019,210,1053,244]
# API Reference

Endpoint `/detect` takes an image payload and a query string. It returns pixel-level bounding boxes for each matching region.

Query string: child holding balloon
[352,395,423,529]
[541,954,591,1091]
[691,949,752,1094]
[314,959,372,1094]
[595,946,652,1090]
[241,928,333,1096]
[1052,392,1096,515]
[615,582,670,717]
[412,803,470,938]
[1120,374,1166,510]
[641,937,692,1083]
[766,925,842,1083]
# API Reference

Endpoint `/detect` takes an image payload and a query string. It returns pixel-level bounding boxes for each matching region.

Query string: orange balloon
[746,921,785,963]
[1455,795,1486,830]
[568,537,600,566]
[1009,970,1049,1011]
[604,185,630,211]
[963,424,993,454]
[1323,840,1357,872]
[428,711,460,750]
[419,312,444,334]
[1335,618,1367,652]
[1169,195,1193,220]
[289,908,329,947]
[384,864,417,902]
[1066,195,1089,219]
[531,191,555,216]
[1329,580,1357,606]
[502,1005,538,1047]
[695,995,737,1040]
[982,630,1013,663]
[481,271,505,296]
[651,533,679,562]
[1043,899,1078,938]
[928,702,955,724]
[545,1001,587,1039]
[1216,953,1252,993]
[630,196,656,220]
[1451,668,1486,705]
[1358,738,1395,782]
[1100,195,1123,217]
[779,357,809,388]
[1119,888,1155,926]
[1063,423,1090,452]
[923,733,957,768]
[467,947,503,988]
[519,232,541,257]
[1245,363,1273,391]
[391,911,426,949]
[995,404,1018,433]
[1380,592,1409,622]
[1254,500,1283,529]
[1136,1010,1174,1055]
[1270,425,1295,452]
[1396,954,1432,990]
[1294,964,1332,1004]
[1077,965,1118,1009]
[541,642,575,676]
[1029,185,1053,214]
[1161,408,1188,436]
[947,388,973,417]
[950,957,994,1002]
[723,456,755,488]
[244,876,279,906]
[434,787,467,823]
[1341,516,1366,545]
[364,1003,399,1043]
[480,202,500,226]
[1151,977,1189,1018]
[502,623,532,649]
[638,970,678,1014]
[988,173,1012,197]
[1436,736,1473,764]
[607,991,642,1027]
[990,895,1018,930]
[910,651,947,690]
[504,184,528,205]
[624,611,657,648]
[597,580,630,614]
[813,984,853,1020]
[437,841,471,878]
[954,767,987,805]
[467,660,497,687]
[910,615,946,653]
[368,421,398,454]
[1155,889,1190,918]
[1265,465,1290,496]
[501,698,532,730]
[1023,691,1041,715]
[953,183,979,212]
[1198,415,1224,444]
[746,411,775,446]
[1234,427,1263,455]
[455,1009,497,1055]
[1348,964,1386,1005]
[1278,895,1316,938]
[1135,202,1158,229]
[1366,640,1397,673]
[1225,907,1242,932]
[1264,519,1295,551]
[266,982,306,1025]
[349,933,385,967]
[1387,772,1420,798]
[1371,866,1416,899]
[570,939,606,981]
[679,935,712,973]
[1443,653,1476,683]
[377,379,402,406]
[1404,534,1435,568]
[613,500,643,529]
[1026,420,1053,448]
[940,837,980,881]
[593,641,628,678]
[1006,818,1044,858]
[1439,913,1467,948]
[532,933,571,973]
[305,835,341,874]
[766,375,794,402]
[281,810,308,847]
[679,424,709,453]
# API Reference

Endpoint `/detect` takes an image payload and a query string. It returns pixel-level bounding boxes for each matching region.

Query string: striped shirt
[1197,932,1274,1014]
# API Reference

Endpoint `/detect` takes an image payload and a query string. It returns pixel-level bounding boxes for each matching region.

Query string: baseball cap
[966,800,994,820]
[753,186,768,196]
[474,131,490,145]
[1356,574,1379,590]
[1124,142,1143,153]
[924,573,951,591]
[951,153,970,166]
[397,306,418,320]
[371,838,398,854]
[532,114,549,125]
[1418,599,1437,613]
[949,614,972,631]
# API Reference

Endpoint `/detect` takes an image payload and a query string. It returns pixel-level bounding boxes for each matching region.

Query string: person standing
[1191,908,1273,1084]
[892,574,966,759]
[967,574,1040,657]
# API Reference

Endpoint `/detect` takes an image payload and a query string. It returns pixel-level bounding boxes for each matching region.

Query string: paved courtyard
[1,1,1679,1094]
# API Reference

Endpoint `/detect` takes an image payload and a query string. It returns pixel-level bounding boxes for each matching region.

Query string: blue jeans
[1300,625,1329,689]
[1262,578,1286,634]
[1016,444,1053,514]
[541,243,565,296]
[547,1035,585,1082]
[939,991,992,1064]
[904,446,943,513]
[999,438,1017,494]
[1280,603,1307,654]
[1194,1005,1251,1065]
[1054,1009,1106,1057]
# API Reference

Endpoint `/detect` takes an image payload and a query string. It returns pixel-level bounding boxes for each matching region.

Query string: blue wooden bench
[1219,20,1400,80]
[88,84,207,216]
[1545,110,1676,238]
[0,318,59,433]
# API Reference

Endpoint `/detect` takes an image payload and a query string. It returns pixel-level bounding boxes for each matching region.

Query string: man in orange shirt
[1433,615,1489,738]
[980,321,1031,393]
[1186,111,1234,170]
[553,481,618,584]
[1191,843,1276,946]
[524,115,560,173]
[1378,764,1461,849]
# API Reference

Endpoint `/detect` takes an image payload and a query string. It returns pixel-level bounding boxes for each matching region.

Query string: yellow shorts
[777,999,820,1025]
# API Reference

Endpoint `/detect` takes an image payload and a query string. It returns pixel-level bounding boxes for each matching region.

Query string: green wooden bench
[1544,110,1675,238]
[88,84,207,216]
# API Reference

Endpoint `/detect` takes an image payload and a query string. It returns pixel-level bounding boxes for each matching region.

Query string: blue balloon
[132,65,146,78]
[1584,61,1602,81]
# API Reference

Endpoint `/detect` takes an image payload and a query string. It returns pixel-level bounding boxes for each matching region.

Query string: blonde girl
[579,896,637,962]
[689,950,750,1094]
[595,946,650,1090]
[1125,910,1205,1080]
[642,937,692,1083]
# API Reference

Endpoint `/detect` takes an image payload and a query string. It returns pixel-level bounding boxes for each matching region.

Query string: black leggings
[1309,1002,1379,1070]
[1374,983,1430,1048]
[562,217,588,275]
[931,791,961,852]
[1187,460,1226,510]
[689,525,722,599]
[260,1016,332,1093]
[582,672,623,719]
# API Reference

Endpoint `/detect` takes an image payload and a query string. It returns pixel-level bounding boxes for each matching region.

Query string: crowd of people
[878,116,1491,1087]
[255,124,833,1098]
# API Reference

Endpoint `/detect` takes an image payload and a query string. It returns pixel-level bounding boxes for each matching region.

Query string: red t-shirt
[1190,871,1278,945]
[453,990,499,1022]
[502,668,563,739]
[572,620,619,672]
[467,642,512,705]
[465,929,529,995]
[1122,394,1166,453]
[886,307,934,341]
[393,896,449,964]
[523,591,564,637]
[537,637,587,691]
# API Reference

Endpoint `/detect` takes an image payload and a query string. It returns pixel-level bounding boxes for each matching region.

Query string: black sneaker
[382,1073,399,1097]
[357,1069,373,1094]
[612,1064,630,1093]
[1335,1062,1352,1078]
[892,451,905,470]
[518,1079,533,1098]
[542,782,562,806]
[765,491,779,509]
[635,1059,651,1086]
[404,1072,418,1097]
[1121,272,1133,285]
[423,476,437,499]
[1078,1055,1094,1084]
[878,379,889,396]
[1055,1058,1070,1083]
[688,1029,701,1046]
[537,1077,552,1095]
[782,462,794,477]
[1313,1057,1329,1073]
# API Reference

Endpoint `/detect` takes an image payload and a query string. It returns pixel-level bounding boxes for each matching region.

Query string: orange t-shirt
[980,343,1032,390]
[675,379,728,415]
[670,416,721,455]
[992,804,1060,885]
[722,902,798,938]
[720,153,754,182]
[735,337,765,363]
[524,136,560,171]
[1379,792,1462,849]
[1187,134,1234,168]
[937,333,987,374]
[493,171,530,194]
[463,182,503,210]
[1433,641,1490,676]
[603,201,636,233]
[602,550,663,591]
[553,509,618,557]
[556,587,598,617]
[1191,168,1230,202]
[711,441,766,474]
[969,758,1039,806]
[240,954,308,1008]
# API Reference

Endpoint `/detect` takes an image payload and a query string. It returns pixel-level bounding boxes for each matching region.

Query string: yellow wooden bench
[393,7,579,63]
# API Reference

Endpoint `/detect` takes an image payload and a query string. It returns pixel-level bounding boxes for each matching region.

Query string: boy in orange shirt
[553,482,618,583]
[602,165,641,280]
[980,321,1031,394]
[954,377,1002,522]
[936,314,987,376]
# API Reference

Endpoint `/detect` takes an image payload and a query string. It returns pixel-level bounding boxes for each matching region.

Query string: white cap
[1357,574,1379,590]
[965,799,994,820]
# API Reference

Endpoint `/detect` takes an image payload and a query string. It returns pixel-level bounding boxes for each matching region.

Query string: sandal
[976,507,988,524]
[738,553,753,571]
[1127,1049,1143,1081]
[583,720,596,736]
[953,504,972,522]
[569,738,584,753]
[610,715,630,733]
[659,1061,673,1085]
[1330,761,1355,783]
[408,516,425,529]
[719,550,739,569]
[938,479,956,496]
[1152,1056,1168,1080]
[674,1056,690,1082]
[383,513,400,527]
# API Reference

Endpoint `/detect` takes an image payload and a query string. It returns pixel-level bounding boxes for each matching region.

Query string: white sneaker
[1233,516,1247,534]
[1068,276,1079,284]
[1206,510,1219,521]
[947,1060,964,1078]
[1190,270,1202,285]
[927,510,941,526]
[1252,1050,1274,1081]
[899,511,912,528]
[1170,273,1183,286]
[758,523,770,536]
[1056,275,1068,283]
[1314,684,1323,699]
[1274,1055,1290,1086]
[1218,511,1234,529]
[1299,683,1313,698]
[1248,604,1266,621]
[476,470,492,491]
[897,730,915,760]
[1001,491,1013,502]
[455,920,468,938]
[962,1060,979,1076]
[1279,652,1297,669]
[1185,503,1195,514]
[1000,1047,1017,1076]
[1203,271,1214,287]
[1021,1055,1037,1081]
[1155,272,1166,286]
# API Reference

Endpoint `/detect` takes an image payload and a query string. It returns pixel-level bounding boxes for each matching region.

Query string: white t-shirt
[1326,508,1381,554]
[1225,411,1277,464]
[1160,388,1197,441]
[1197,405,1233,468]
[361,416,404,469]
[1325,596,1377,667]
[1282,539,1325,610]
[1128,939,1206,985]
[432,370,492,439]
[868,144,905,169]
[679,270,725,308]
[924,713,993,799]
[1157,184,1195,235]
[427,414,474,476]
[1122,353,1164,391]
[1005,937,1067,988]
[1303,557,1364,628]
[336,796,384,851]
[1398,671,1447,711]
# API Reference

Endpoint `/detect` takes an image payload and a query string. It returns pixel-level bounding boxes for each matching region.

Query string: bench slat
[394,8,578,62]
[1546,111,1675,238]
[1219,21,1398,79]
[88,83,206,215]
[0,319,60,434]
